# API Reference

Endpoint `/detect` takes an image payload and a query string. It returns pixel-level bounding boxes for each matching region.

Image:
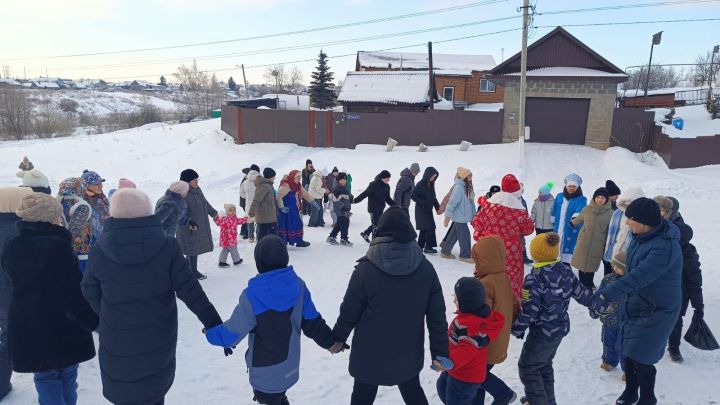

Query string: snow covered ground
[28,89,184,116]
[1,119,718,404]
[651,105,720,138]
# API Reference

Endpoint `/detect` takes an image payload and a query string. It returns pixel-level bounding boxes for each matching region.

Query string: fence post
[236,107,243,144]
[308,110,316,147]
[326,111,333,148]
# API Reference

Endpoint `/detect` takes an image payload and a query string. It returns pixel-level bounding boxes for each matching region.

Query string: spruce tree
[309,50,336,109]
[228,76,237,91]
[159,75,167,86]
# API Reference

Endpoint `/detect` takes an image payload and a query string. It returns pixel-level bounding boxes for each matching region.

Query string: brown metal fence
[221,106,504,148]
[610,108,661,153]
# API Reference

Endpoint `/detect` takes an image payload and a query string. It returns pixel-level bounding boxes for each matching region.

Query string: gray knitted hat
[16,192,63,223]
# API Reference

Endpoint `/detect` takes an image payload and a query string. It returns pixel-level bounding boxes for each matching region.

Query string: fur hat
[81,170,105,185]
[653,195,673,216]
[250,164,260,173]
[454,277,491,318]
[667,196,680,220]
[180,169,199,182]
[18,156,34,171]
[530,232,561,263]
[617,187,645,211]
[0,187,32,214]
[110,189,153,219]
[169,181,190,196]
[16,192,63,223]
[375,206,416,243]
[263,168,276,179]
[456,167,472,180]
[564,173,583,187]
[224,203,237,213]
[625,197,661,227]
[501,174,521,193]
[538,182,554,195]
[336,172,348,181]
[605,180,621,197]
[17,168,49,188]
[593,187,610,201]
[409,163,421,175]
[254,234,289,273]
[611,251,627,272]
[118,178,136,189]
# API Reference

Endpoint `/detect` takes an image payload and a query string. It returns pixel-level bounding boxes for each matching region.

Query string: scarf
[538,193,552,202]
[282,170,302,193]
[86,192,110,242]
[563,186,583,200]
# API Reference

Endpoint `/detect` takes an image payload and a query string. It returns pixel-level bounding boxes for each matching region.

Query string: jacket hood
[472,236,507,277]
[246,170,260,181]
[96,215,167,265]
[421,167,439,183]
[400,168,415,179]
[635,219,679,244]
[246,266,300,312]
[16,220,71,241]
[590,200,612,214]
[454,310,505,335]
[617,187,644,212]
[365,236,424,276]
[255,176,274,187]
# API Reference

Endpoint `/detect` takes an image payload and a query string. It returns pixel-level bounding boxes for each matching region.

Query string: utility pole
[642,31,663,106]
[709,45,719,106]
[428,41,435,110]
[241,64,249,98]
[518,0,530,142]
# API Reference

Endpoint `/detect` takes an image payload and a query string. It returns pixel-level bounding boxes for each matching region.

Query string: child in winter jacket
[213,203,248,268]
[57,177,92,268]
[204,235,344,404]
[531,182,554,234]
[327,172,353,246]
[436,277,505,405]
[590,251,627,379]
[512,232,593,405]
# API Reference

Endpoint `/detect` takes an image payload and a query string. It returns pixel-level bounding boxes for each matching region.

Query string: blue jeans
[602,325,625,371]
[474,364,515,404]
[440,222,471,259]
[78,260,87,274]
[33,365,78,405]
[436,372,485,405]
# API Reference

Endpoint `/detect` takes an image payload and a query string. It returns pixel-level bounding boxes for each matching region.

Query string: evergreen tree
[159,75,167,86]
[309,50,336,109]
[228,76,237,91]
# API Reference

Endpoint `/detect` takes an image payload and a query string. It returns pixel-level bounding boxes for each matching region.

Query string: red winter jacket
[214,215,248,247]
[447,310,505,384]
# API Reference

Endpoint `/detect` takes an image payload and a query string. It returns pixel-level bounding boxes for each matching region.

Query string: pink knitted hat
[118,178,137,189]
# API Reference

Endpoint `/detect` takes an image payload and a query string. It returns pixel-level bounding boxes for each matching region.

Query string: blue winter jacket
[512,261,592,340]
[205,266,334,394]
[552,193,587,257]
[603,209,624,262]
[445,178,475,223]
[590,273,623,329]
[599,220,682,365]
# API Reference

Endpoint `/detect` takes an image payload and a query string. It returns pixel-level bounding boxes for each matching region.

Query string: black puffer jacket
[0,213,20,375]
[393,168,416,210]
[411,167,440,230]
[354,174,395,214]
[671,215,703,310]
[333,208,448,385]
[82,216,222,405]
[1,221,98,373]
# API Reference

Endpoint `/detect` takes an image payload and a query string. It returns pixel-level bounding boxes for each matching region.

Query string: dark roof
[489,26,625,76]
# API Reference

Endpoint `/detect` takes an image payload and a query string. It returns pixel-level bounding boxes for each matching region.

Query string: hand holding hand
[431,360,446,372]
[328,342,349,354]
[443,217,450,227]
[224,347,234,356]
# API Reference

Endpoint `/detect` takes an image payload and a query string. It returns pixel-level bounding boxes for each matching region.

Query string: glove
[328,342,350,354]
[279,207,290,214]
[346,212,353,217]
[695,308,704,319]
[311,200,321,210]
[224,347,234,356]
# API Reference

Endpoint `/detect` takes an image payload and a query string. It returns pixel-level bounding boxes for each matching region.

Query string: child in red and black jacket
[436,277,505,405]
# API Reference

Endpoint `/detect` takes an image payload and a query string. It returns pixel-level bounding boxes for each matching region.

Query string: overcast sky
[1,0,719,85]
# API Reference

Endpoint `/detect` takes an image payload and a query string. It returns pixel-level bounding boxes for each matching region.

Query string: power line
[3,0,508,61]
[534,17,720,29]
[540,0,720,15]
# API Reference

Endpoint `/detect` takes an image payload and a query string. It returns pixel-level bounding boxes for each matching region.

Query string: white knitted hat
[109,189,153,219]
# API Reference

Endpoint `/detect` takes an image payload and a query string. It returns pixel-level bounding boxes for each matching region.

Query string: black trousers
[418,229,437,250]
[602,260,613,276]
[254,389,290,405]
[186,255,198,274]
[330,216,350,240]
[257,222,278,240]
[518,331,562,405]
[668,295,691,349]
[362,210,383,238]
[578,271,596,290]
[351,375,428,405]
[621,357,657,405]
[535,228,552,235]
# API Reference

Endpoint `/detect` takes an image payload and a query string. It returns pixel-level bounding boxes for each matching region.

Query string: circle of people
[0,157,704,405]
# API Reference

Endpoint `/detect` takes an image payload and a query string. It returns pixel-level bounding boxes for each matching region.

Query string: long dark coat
[176,186,217,256]
[411,167,440,231]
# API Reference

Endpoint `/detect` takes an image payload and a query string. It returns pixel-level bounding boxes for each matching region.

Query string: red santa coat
[214,215,248,248]
[472,192,535,300]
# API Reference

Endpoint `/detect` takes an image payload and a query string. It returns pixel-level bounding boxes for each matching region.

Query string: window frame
[442,85,455,101]
[479,79,496,93]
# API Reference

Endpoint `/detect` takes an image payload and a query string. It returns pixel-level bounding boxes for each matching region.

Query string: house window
[480,79,496,92]
[443,86,455,101]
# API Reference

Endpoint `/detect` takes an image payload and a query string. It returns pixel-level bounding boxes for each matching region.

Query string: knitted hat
[564,173,583,187]
[530,232,561,263]
[305,159,313,166]
[592,187,610,201]
[0,187,32,214]
[611,251,627,272]
[454,277,491,318]
[332,167,339,174]
[625,197,661,227]
[667,196,680,220]
[58,177,85,198]
[118,178,136,189]
[242,168,250,175]
[375,206,417,243]
[616,187,645,211]
[336,172,348,181]
[377,170,391,180]
[254,234,289,273]
[249,164,260,172]
[409,163,421,175]
[169,180,190,196]
[81,170,105,185]
[263,168,276,179]
[180,169,199,182]
[501,174,521,193]
[605,180,621,197]
[538,181,554,195]
[16,192,63,223]
[17,168,50,189]
[456,167,472,180]
[110,189,153,219]
[18,156,34,171]
[224,203,237,213]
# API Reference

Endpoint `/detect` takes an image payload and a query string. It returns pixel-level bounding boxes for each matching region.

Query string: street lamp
[643,31,663,105]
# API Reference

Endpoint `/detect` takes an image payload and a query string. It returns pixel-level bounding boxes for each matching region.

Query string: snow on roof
[505,67,628,78]
[338,71,431,104]
[0,79,21,86]
[262,94,310,110]
[358,51,496,72]
[466,102,504,112]
[35,81,60,88]
[620,86,719,99]
[434,69,473,77]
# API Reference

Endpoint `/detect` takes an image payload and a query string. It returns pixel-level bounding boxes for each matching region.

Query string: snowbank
[28,89,184,116]
[651,105,720,138]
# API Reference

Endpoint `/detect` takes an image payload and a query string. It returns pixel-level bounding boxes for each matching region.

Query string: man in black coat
[411,167,440,253]
[333,206,449,405]
[1,192,98,405]
[82,189,223,405]
[393,163,420,217]
[354,170,395,243]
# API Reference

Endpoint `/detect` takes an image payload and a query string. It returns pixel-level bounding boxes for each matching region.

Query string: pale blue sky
[1,0,719,85]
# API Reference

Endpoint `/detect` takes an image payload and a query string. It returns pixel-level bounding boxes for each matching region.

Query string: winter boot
[360,232,370,243]
[490,390,517,405]
[218,262,230,268]
[327,236,339,245]
[440,252,456,260]
[668,347,684,363]
[423,248,438,254]
[459,257,474,264]
[296,241,311,248]
[616,395,638,405]
[195,271,207,280]
[601,363,616,371]
[233,259,243,266]
[520,396,528,405]
[340,239,353,247]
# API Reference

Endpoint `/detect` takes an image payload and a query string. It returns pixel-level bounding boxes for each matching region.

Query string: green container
[211,109,222,118]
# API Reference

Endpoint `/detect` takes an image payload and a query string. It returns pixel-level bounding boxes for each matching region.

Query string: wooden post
[428,41,435,109]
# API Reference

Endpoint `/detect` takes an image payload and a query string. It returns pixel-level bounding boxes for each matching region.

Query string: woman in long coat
[411,167,439,253]
[552,173,587,263]
[571,187,613,290]
[176,169,218,280]
[278,170,314,247]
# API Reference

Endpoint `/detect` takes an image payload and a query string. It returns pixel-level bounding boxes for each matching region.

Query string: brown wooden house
[337,71,433,113]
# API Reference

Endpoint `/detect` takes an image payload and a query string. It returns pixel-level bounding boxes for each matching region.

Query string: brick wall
[434,76,468,102]
[466,71,505,104]
[502,78,617,148]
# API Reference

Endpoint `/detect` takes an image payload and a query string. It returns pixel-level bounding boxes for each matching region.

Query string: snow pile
[506,67,628,78]
[466,102,504,112]
[651,105,720,138]
[1,120,719,404]
[262,94,310,111]
[29,90,184,116]
[338,71,431,104]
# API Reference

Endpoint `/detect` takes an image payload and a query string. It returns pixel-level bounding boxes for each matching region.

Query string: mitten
[279,207,290,214]
[224,347,234,356]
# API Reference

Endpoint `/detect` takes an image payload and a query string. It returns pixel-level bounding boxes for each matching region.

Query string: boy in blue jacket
[205,234,346,404]
[512,232,594,405]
